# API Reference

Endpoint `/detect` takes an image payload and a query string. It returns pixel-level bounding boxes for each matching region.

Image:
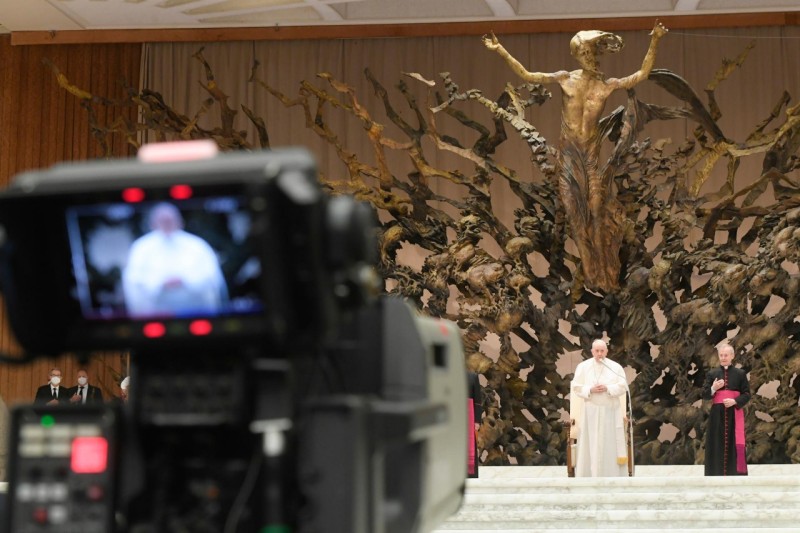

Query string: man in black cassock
[467,372,483,478]
[703,343,750,476]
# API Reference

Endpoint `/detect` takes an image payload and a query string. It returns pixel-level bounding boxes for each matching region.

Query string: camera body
[0,145,467,532]
[0,146,346,354]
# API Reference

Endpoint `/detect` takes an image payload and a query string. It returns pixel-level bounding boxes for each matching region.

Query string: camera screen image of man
[122,202,228,317]
[570,339,629,477]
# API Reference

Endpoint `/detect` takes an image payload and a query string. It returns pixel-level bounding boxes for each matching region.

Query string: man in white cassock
[570,339,628,477]
[122,203,228,317]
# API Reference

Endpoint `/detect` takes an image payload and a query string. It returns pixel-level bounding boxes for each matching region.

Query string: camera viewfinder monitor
[0,148,325,354]
[66,195,263,322]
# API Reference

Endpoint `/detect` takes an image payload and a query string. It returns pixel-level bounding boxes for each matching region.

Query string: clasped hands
[712,378,737,408]
[590,384,608,394]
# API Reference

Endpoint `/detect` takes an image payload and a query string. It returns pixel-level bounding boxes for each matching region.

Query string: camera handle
[237,418,292,533]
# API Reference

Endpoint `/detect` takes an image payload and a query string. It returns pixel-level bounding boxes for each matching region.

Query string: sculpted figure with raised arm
[483,22,668,291]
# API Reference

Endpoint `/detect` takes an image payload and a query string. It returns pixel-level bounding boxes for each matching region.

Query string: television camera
[0,142,468,532]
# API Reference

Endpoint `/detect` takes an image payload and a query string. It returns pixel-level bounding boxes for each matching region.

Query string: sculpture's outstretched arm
[613,21,668,89]
[482,32,568,85]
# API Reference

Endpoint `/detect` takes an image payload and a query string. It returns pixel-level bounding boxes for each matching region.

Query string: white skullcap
[120,376,130,390]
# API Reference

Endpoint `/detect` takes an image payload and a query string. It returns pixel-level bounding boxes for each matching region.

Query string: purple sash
[713,390,747,474]
[467,399,476,475]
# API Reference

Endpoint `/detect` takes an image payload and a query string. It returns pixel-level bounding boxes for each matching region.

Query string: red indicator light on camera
[71,437,108,473]
[142,322,166,338]
[170,184,193,200]
[189,320,213,336]
[122,187,146,203]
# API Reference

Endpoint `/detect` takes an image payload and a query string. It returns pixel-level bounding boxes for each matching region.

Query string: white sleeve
[571,362,592,399]
[122,239,162,314]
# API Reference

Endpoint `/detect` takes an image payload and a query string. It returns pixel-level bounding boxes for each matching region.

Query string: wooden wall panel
[0,36,141,408]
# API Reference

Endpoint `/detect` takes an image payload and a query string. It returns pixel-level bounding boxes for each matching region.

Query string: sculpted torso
[560,71,616,146]
[483,23,667,149]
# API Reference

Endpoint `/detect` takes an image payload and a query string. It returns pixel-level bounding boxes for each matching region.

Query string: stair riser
[434,466,800,532]
[463,493,800,505]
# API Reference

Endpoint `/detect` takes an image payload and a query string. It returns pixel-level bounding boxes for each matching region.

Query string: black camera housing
[0,145,466,533]
[0,148,340,355]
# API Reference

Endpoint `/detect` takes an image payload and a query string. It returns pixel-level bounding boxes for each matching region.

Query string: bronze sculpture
[483,22,668,291]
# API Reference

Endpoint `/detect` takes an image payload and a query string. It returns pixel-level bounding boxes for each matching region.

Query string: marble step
[435,509,799,530]
[461,489,800,508]
[436,529,797,533]
[466,475,800,494]
[471,465,800,478]
[432,465,800,531]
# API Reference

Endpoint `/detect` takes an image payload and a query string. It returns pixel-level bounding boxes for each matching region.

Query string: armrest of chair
[563,419,576,477]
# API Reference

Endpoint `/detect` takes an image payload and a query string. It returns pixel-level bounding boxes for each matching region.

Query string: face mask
[77,377,88,386]
[50,376,61,386]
